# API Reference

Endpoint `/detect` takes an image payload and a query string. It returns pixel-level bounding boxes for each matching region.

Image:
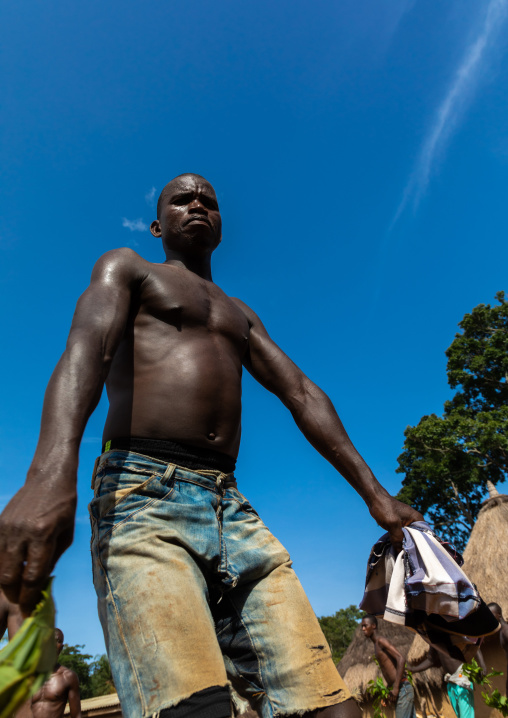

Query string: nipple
[208,432,216,441]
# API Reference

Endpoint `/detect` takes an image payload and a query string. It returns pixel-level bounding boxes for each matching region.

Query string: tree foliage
[397,292,508,550]
[59,645,115,699]
[318,605,364,664]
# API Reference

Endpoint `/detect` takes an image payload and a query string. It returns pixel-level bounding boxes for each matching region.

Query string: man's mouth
[185,216,211,228]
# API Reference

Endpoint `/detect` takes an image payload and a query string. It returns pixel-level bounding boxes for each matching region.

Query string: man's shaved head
[55,627,64,643]
[488,603,503,619]
[156,174,214,219]
[362,615,378,627]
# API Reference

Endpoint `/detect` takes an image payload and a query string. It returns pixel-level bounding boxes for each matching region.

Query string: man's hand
[368,493,423,553]
[388,687,399,704]
[0,481,76,615]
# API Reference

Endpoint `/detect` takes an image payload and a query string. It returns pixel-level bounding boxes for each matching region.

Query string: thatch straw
[462,493,508,606]
[406,633,445,691]
[337,619,415,695]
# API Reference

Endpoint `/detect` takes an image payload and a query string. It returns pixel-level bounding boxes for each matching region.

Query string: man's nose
[189,199,207,213]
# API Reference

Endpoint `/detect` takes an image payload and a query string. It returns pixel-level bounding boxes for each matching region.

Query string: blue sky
[1,0,507,657]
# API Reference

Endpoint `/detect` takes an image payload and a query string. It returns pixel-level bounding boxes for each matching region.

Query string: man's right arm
[0,248,140,613]
[66,670,82,718]
[408,648,438,673]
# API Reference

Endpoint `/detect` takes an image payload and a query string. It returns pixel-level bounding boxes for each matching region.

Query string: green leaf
[0,580,57,718]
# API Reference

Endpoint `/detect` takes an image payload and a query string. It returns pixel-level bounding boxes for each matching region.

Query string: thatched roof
[406,632,446,690]
[337,618,415,696]
[462,488,508,606]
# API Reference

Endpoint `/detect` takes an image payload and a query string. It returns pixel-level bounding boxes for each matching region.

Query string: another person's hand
[0,481,76,614]
[368,492,423,554]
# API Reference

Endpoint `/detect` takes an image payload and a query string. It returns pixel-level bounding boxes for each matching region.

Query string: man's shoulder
[91,248,153,286]
[229,297,260,327]
[377,636,396,651]
[58,665,79,686]
[94,247,147,272]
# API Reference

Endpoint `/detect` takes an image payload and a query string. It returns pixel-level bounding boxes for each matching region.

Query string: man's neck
[163,251,213,281]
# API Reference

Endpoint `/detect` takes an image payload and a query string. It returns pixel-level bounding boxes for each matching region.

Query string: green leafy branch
[481,690,508,717]
[463,659,507,716]
[462,658,502,688]
[367,677,391,718]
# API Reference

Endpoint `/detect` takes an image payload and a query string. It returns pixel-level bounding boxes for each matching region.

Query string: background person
[361,614,416,718]
[31,628,81,718]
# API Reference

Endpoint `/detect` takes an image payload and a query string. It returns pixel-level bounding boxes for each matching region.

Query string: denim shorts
[394,682,416,718]
[89,450,351,718]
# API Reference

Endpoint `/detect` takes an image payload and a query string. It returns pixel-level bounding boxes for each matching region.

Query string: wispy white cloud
[122,217,148,232]
[392,0,508,227]
[145,186,157,206]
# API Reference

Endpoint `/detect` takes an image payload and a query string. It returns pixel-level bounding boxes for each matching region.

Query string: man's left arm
[234,299,423,546]
[66,671,82,718]
[379,638,406,703]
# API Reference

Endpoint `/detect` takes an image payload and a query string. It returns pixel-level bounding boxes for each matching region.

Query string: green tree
[59,644,93,698]
[397,292,508,550]
[59,645,115,699]
[89,654,115,697]
[318,605,364,663]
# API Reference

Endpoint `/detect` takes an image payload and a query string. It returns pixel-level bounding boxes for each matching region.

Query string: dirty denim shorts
[89,450,351,718]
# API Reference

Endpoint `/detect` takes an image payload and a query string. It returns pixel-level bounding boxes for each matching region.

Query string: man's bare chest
[32,671,67,703]
[136,266,250,345]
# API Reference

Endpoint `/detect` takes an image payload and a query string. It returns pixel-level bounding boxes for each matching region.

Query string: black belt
[102,436,237,475]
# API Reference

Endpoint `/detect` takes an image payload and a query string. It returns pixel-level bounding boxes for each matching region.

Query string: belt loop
[216,472,229,495]
[162,462,176,483]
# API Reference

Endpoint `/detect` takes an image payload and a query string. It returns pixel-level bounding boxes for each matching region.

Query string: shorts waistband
[102,437,236,474]
[93,449,237,494]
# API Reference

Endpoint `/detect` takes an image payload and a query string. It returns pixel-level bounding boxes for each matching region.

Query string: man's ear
[150,220,161,237]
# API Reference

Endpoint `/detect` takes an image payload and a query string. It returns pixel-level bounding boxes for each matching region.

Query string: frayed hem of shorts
[273,689,354,716]
[148,681,231,718]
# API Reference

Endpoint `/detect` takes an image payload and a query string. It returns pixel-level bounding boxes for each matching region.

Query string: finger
[389,528,404,555]
[0,537,27,604]
[18,539,55,615]
[53,523,75,568]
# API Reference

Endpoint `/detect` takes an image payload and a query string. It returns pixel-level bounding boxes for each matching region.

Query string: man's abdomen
[103,335,243,458]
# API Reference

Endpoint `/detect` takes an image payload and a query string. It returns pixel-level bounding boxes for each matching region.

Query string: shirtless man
[409,645,486,718]
[361,615,416,718]
[487,603,508,695]
[0,173,422,718]
[31,629,81,718]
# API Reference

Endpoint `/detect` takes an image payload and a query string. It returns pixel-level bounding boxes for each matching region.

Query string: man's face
[151,175,222,255]
[361,619,376,638]
[55,629,64,656]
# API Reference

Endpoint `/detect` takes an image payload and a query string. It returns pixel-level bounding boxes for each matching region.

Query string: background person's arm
[0,248,140,613]
[408,648,439,673]
[233,298,423,546]
[66,670,82,718]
